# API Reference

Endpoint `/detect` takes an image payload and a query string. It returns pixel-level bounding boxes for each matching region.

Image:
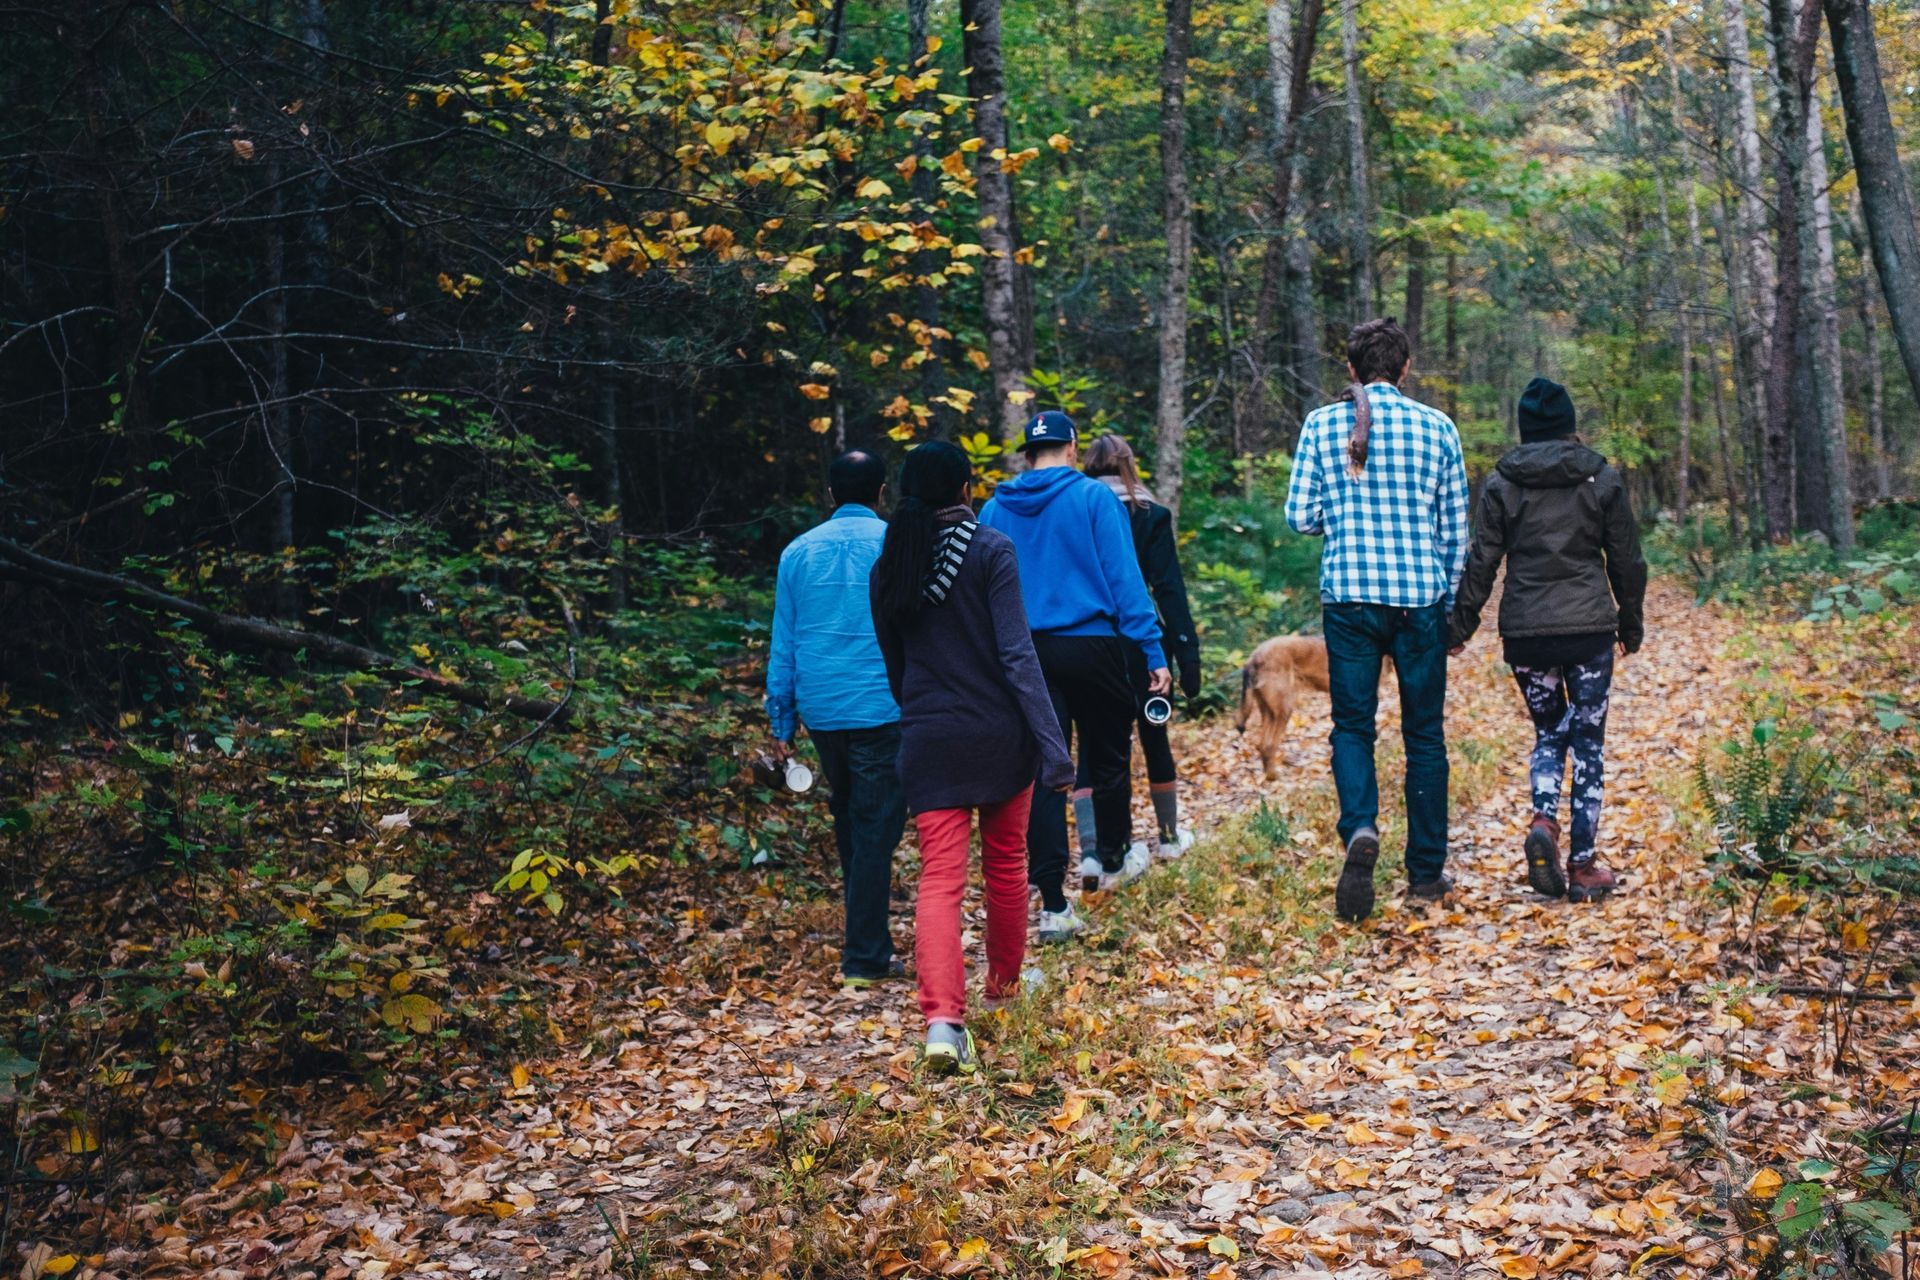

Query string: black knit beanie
[1517,376,1577,442]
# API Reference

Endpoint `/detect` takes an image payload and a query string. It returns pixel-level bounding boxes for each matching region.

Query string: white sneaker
[985,965,1046,1009]
[1078,853,1104,894]
[1037,903,1084,945]
[1156,827,1197,860]
[1109,841,1151,888]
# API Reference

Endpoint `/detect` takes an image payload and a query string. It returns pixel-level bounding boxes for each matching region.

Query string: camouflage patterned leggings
[1511,649,1615,864]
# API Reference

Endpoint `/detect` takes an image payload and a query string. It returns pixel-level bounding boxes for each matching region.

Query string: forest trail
[156,583,1900,1279]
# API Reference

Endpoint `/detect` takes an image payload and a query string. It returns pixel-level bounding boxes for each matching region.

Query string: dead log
[0,536,569,723]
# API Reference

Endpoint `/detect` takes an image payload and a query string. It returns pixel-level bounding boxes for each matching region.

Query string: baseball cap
[1020,410,1078,451]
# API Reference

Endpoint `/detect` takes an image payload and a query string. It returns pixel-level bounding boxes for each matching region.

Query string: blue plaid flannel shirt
[1284,382,1469,610]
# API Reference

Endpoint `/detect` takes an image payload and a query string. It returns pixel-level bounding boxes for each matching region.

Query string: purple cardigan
[871,511,1073,814]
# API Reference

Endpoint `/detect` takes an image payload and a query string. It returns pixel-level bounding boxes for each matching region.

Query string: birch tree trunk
[1655,169,1695,516]
[1340,0,1373,323]
[1155,0,1195,516]
[1824,0,1920,415]
[960,0,1030,437]
[1720,0,1775,477]
[1803,93,1854,548]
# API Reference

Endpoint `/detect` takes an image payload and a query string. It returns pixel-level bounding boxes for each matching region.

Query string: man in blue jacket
[767,450,906,990]
[979,412,1170,944]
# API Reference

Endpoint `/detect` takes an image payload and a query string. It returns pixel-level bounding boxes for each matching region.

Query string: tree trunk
[1824,0,1920,419]
[1721,0,1776,464]
[1236,0,1325,466]
[1655,168,1695,516]
[1340,0,1372,323]
[1803,93,1854,548]
[961,0,1030,437]
[1286,191,1321,429]
[1154,0,1195,516]
[1443,251,1459,420]
[1845,190,1891,500]
[1403,231,1427,392]
[1759,0,1824,541]
[908,0,949,439]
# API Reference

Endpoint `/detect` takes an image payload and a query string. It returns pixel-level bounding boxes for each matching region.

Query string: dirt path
[150,582,1915,1278]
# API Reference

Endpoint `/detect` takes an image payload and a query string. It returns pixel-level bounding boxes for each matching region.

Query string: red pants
[913,785,1032,1026]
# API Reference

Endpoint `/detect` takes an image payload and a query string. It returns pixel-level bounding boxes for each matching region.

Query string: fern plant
[1694,719,1851,876]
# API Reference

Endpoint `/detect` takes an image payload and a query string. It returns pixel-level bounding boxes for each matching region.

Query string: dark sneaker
[1525,815,1566,899]
[1335,827,1380,924]
[1566,860,1617,903]
[1407,874,1456,904]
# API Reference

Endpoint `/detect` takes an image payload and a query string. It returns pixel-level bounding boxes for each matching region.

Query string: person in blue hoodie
[978,411,1170,944]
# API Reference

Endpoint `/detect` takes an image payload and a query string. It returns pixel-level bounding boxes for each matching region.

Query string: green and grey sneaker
[923,1022,978,1076]
[842,957,906,992]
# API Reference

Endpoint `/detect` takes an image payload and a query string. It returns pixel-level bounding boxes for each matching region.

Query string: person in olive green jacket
[1448,377,1647,903]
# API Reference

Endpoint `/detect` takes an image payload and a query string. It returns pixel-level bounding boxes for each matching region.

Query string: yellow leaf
[956,1237,989,1262]
[1746,1168,1783,1198]
[66,1123,98,1154]
[1206,1235,1239,1259]
[798,383,832,400]
[704,119,734,156]
[1074,1050,1092,1075]
[42,1256,79,1276]
[1841,919,1869,949]
[1333,1157,1372,1187]
[808,417,833,434]
[511,1064,531,1091]
[1344,1120,1382,1145]
[1048,1094,1088,1132]
[1496,1256,1540,1279]
[381,993,442,1033]
[856,177,892,199]
[1048,132,1071,153]
[1301,1112,1332,1130]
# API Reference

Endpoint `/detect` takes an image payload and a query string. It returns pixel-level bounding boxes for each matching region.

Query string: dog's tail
[1234,660,1255,734]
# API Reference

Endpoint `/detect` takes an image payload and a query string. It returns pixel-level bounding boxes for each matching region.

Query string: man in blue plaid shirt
[1285,317,1468,923]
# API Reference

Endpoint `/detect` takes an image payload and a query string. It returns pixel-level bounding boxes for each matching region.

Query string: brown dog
[1234,636,1331,780]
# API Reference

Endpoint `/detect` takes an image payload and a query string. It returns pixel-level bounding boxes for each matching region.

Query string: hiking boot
[842,956,907,992]
[1335,827,1380,924]
[1108,841,1151,889]
[1037,903,1084,945]
[923,1022,978,1076]
[1407,873,1456,904]
[1079,853,1105,895]
[1524,814,1566,899]
[1566,859,1617,903]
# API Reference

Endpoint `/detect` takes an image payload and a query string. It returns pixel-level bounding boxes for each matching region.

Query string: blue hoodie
[978,466,1166,670]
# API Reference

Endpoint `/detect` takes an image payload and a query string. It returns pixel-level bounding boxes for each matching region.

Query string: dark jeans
[1029,633,1136,908]
[1322,601,1450,885]
[811,724,907,978]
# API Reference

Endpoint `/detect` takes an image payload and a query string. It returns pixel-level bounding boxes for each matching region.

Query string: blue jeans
[1322,601,1450,885]
[811,724,907,978]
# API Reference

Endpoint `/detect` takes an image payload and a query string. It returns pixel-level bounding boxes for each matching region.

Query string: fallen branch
[0,536,568,724]
[1776,984,1915,1003]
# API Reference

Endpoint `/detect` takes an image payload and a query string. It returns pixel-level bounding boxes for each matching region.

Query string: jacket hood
[989,464,1094,515]
[1497,440,1607,488]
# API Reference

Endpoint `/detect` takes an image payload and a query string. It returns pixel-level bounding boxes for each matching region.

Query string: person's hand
[1448,645,1465,656]
[1147,666,1172,696]
[768,733,792,762]
[1618,639,1633,657]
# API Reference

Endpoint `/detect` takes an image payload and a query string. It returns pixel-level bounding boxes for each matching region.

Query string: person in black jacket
[1080,435,1203,858]
[1448,377,1648,903]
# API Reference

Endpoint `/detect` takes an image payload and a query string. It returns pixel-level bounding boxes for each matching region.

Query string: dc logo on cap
[1033,422,1048,436]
